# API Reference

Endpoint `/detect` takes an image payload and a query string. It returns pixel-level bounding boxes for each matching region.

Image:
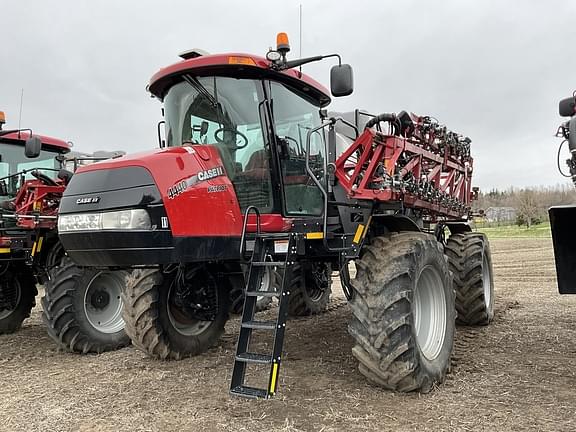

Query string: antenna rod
[17,89,24,139]
[299,4,302,72]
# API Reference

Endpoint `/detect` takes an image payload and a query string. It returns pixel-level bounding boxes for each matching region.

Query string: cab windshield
[164,77,273,212]
[163,76,327,216]
[0,142,60,196]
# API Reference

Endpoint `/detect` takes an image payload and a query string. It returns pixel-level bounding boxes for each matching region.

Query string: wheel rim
[307,263,328,302]
[482,254,492,307]
[167,283,211,336]
[413,265,447,361]
[257,267,272,301]
[84,272,125,334]
[0,278,20,320]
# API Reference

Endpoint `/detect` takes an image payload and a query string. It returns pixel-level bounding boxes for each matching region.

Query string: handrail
[305,122,330,241]
[239,205,261,258]
[305,118,353,252]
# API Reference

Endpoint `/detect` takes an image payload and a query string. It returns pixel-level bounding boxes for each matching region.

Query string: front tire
[0,266,37,334]
[42,258,130,353]
[122,267,228,360]
[445,232,494,325]
[349,232,455,392]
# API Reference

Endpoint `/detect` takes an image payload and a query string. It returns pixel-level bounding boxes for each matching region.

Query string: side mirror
[25,135,42,158]
[559,96,576,117]
[157,120,166,148]
[330,64,354,97]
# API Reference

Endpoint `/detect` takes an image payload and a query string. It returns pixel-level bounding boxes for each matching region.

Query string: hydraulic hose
[364,113,397,129]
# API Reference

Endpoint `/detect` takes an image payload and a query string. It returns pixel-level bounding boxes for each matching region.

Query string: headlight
[58,213,101,232]
[58,209,152,232]
[101,209,151,230]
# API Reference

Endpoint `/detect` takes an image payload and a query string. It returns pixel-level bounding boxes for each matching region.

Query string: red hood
[76,146,190,173]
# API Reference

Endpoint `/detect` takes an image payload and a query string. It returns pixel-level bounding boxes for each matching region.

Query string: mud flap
[549,206,576,294]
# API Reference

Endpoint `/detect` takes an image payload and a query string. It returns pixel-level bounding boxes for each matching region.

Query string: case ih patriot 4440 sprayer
[0,112,129,352]
[56,33,494,398]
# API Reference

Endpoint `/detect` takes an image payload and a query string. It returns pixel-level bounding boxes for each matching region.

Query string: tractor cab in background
[0,121,70,214]
[0,115,71,232]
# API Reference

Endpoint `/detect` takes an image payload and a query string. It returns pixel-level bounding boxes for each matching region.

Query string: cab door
[268,81,326,216]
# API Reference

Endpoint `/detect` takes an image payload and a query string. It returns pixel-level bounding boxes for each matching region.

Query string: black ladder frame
[230,230,296,399]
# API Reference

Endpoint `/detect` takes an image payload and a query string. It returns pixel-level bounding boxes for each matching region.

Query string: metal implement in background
[550,93,576,294]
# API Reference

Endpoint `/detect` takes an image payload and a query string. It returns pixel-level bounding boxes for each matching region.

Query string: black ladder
[230,233,295,399]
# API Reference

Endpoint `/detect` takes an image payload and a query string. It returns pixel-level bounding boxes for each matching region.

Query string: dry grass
[1,238,576,431]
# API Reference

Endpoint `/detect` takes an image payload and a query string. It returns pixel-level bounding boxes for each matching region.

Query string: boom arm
[334,112,474,220]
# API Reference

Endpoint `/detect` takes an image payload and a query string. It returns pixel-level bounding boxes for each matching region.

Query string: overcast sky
[2,0,575,190]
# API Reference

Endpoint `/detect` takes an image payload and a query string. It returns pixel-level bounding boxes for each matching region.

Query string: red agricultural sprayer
[56,33,494,398]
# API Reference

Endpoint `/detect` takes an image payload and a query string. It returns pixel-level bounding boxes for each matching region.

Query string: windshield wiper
[181,75,230,142]
[182,75,218,108]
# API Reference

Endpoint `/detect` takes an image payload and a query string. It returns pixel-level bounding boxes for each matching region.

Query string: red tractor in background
[56,33,494,398]
[0,112,129,352]
[550,94,576,293]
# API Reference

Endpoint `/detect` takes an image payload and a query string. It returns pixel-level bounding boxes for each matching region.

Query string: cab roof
[148,53,332,107]
[0,131,71,153]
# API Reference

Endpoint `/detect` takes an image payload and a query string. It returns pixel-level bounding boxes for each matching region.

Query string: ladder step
[245,290,278,297]
[242,320,276,330]
[235,352,272,364]
[252,261,286,267]
[230,385,268,399]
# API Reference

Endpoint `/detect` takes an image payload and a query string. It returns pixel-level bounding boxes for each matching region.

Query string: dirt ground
[2,238,576,432]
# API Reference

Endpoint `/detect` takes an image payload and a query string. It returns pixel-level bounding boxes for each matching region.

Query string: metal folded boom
[334,113,474,220]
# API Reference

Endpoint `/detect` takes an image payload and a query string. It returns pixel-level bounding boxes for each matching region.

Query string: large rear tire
[349,232,455,392]
[445,232,494,325]
[0,266,37,334]
[42,258,130,353]
[122,267,228,360]
[287,262,332,317]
